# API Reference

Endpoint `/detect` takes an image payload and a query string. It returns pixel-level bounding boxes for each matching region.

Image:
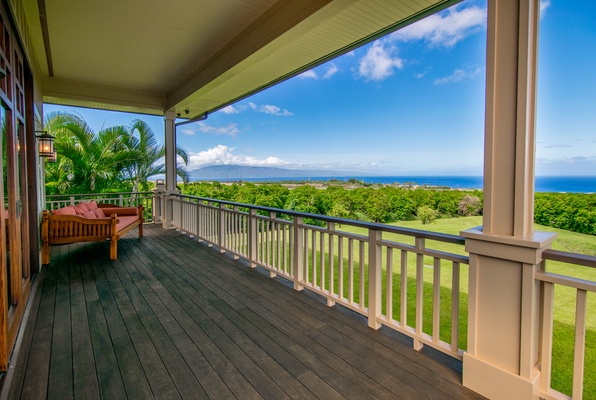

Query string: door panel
[0,6,31,371]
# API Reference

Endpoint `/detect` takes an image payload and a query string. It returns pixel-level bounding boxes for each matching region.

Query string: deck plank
[146,232,411,399]
[159,230,476,399]
[47,243,74,400]
[6,224,486,400]
[127,238,320,400]
[91,243,175,399]
[70,242,101,400]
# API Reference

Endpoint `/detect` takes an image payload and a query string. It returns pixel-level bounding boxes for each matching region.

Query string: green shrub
[417,205,439,224]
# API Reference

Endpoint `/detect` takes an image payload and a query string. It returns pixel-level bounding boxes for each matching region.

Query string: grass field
[331,216,594,399]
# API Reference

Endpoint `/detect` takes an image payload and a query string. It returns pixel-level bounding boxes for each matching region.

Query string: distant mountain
[188,165,367,180]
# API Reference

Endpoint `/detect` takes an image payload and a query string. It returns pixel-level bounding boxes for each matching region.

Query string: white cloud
[433,67,482,85]
[299,63,339,80]
[299,70,318,79]
[215,102,292,116]
[322,64,339,79]
[180,128,196,136]
[358,41,403,81]
[540,0,551,19]
[220,105,240,114]
[248,102,293,116]
[391,4,485,48]
[187,145,290,170]
[195,121,240,136]
[536,155,596,176]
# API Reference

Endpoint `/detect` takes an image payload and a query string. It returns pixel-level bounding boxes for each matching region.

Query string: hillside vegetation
[181,181,595,235]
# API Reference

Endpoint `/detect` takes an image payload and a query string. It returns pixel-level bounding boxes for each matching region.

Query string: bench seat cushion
[81,210,97,219]
[101,207,139,217]
[116,215,140,232]
[53,205,77,216]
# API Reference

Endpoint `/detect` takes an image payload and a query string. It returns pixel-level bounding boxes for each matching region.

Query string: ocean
[234,176,596,193]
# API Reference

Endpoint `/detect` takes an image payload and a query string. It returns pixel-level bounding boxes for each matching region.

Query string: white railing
[537,250,596,400]
[45,192,155,222]
[171,194,469,359]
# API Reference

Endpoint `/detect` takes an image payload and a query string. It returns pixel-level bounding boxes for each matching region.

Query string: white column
[461,1,557,399]
[164,111,177,192]
[163,111,178,228]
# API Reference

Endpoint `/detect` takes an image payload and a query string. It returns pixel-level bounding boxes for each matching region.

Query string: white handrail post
[218,203,226,253]
[69,196,75,206]
[293,216,304,291]
[248,209,257,268]
[118,194,124,207]
[327,222,336,306]
[367,229,382,329]
[196,200,202,242]
[172,196,181,229]
[414,237,425,350]
[269,211,277,278]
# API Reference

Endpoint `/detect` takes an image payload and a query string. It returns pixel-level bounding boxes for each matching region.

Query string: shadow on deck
[4,224,485,399]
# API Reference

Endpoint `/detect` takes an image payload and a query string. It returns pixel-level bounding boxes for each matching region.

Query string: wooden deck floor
[5,224,485,399]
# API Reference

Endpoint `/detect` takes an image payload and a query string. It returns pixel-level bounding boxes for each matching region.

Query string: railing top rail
[173,193,466,245]
[543,249,596,269]
[46,192,153,199]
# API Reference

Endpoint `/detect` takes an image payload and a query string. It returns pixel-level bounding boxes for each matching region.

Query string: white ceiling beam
[166,0,333,110]
[43,77,166,115]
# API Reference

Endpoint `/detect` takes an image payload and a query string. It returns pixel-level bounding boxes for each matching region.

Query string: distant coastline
[191,175,596,194]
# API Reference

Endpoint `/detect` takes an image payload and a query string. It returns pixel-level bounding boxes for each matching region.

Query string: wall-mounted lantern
[36,131,54,157]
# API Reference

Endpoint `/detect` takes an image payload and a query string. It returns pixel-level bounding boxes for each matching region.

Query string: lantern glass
[47,151,57,163]
[36,131,55,157]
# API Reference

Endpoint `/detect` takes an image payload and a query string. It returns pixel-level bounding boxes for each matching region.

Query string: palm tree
[44,112,142,193]
[121,119,189,192]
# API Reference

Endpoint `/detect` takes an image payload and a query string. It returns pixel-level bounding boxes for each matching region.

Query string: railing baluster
[348,238,354,304]
[328,222,335,306]
[248,209,257,268]
[400,250,408,328]
[432,257,441,343]
[338,236,344,300]
[386,247,393,322]
[276,220,281,272]
[451,262,460,353]
[282,222,287,274]
[292,217,304,290]
[573,289,587,399]
[320,229,325,291]
[311,230,317,288]
[359,240,365,310]
[304,228,309,284]
[268,213,276,278]
[540,279,555,395]
[368,229,382,329]
[415,237,424,351]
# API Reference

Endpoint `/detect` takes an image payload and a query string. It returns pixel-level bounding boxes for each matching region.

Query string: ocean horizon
[196,175,596,193]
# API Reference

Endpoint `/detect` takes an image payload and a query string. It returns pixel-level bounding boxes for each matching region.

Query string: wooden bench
[41,201,143,264]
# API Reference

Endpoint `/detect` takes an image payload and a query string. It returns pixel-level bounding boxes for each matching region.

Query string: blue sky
[45,0,596,176]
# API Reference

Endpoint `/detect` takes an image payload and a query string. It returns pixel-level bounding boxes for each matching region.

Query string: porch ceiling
[22,0,458,118]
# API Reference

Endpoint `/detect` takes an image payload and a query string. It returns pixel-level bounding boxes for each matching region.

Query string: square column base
[463,353,539,400]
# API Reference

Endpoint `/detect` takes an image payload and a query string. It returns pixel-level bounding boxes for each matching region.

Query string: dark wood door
[0,7,31,370]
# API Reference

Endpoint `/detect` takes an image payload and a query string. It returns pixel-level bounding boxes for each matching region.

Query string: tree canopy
[44,112,189,194]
